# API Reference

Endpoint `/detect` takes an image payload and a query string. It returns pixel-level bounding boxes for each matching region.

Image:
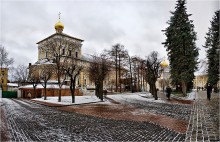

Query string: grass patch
[171,91,184,97]
[172,90,192,97]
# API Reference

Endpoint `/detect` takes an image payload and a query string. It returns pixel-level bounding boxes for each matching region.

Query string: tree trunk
[129,56,133,93]
[70,78,76,103]
[34,86,36,98]
[58,88,61,102]
[99,80,104,101]
[44,87,47,100]
[137,67,141,92]
[95,83,99,98]
[181,81,187,97]
[71,87,75,103]
[119,56,121,93]
[115,53,118,92]
[149,82,157,100]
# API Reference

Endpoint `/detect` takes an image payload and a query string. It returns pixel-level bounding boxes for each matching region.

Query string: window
[69,50,72,56]
[62,48,65,55]
[76,52,78,58]
[84,79,86,85]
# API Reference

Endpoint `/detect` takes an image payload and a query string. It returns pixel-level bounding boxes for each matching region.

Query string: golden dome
[160,59,168,68]
[55,21,64,30]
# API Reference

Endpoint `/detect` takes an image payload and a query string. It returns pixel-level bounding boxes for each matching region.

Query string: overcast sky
[1,0,219,67]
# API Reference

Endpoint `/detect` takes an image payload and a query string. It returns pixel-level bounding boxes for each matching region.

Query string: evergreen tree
[204,10,219,90]
[162,0,199,96]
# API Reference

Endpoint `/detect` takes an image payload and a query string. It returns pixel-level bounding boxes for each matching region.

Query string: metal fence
[2,91,17,98]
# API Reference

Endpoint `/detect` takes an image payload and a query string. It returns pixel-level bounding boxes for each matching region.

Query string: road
[1,98,187,141]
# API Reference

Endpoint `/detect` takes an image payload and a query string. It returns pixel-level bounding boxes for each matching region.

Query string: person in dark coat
[103,88,107,97]
[207,83,212,100]
[166,86,172,100]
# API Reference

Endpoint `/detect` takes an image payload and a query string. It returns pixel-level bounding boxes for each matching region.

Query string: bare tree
[0,45,14,88]
[88,54,111,101]
[28,67,40,98]
[145,51,162,100]
[105,43,127,92]
[124,52,136,92]
[127,54,133,92]
[0,45,14,69]
[12,65,29,86]
[118,50,128,92]
[43,36,73,102]
[39,65,54,100]
[63,57,83,103]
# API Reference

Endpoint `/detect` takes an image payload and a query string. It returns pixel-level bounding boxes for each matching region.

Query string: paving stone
[2,98,185,141]
[185,91,219,142]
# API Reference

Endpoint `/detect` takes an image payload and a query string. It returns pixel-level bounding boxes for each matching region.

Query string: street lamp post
[160,58,168,94]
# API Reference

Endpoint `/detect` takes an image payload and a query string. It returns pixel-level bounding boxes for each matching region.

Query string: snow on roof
[46,80,58,83]
[7,83,18,87]
[82,54,93,62]
[195,59,208,76]
[19,84,70,89]
[34,59,54,65]
[36,33,84,44]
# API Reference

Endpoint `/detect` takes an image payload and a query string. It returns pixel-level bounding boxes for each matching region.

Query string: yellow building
[27,15,119,97]
[194,74,208,89]
[0,68,8,91]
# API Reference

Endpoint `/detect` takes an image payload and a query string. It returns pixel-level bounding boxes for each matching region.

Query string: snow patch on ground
[32,95,101,105]
[187,90,197,100]
[108,92,166,103]
[172,89,197,100]
[32,92,166,105]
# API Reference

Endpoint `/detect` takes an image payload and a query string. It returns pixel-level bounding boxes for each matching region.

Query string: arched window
[76,52,78,58]
[62,48,65,55]
[84,79,86,85]
[69,50,72,56]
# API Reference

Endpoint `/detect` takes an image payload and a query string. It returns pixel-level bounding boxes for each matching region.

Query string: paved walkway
[1,98,185,141]
[185,91,219,141]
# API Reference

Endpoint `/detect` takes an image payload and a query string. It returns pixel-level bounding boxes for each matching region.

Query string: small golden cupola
[160,57,168,68]
[55,12,64,33]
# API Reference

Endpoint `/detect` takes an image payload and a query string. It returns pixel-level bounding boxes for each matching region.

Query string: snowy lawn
[186,90,197,100]
[32,92,166,106]
[107,92,166,103]
[171,89,197,100]
[32,95,102,105]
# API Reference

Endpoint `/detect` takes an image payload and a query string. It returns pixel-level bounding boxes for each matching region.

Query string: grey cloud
[1,0,219,68]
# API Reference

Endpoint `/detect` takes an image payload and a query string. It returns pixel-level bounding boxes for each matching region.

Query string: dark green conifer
[162,0,199,96]
[204,10,219,90]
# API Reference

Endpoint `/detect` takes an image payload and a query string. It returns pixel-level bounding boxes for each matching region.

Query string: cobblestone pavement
[185,91,219,142]
[1,98,186,141]
[116,93,193,121]
[0,102,10,141]
[59,102,188,133]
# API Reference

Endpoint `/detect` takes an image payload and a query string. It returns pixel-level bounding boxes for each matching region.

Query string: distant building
[157,66,171,90]
[19,84,82,98]
[7,83,18,91]
[194,75,208,89]
[193,59,208,89]
[0,68,8,91]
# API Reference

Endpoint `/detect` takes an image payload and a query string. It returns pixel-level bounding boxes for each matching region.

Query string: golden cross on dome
[58,12,61,20]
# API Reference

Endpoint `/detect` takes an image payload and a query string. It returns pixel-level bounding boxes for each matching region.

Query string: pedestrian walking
[165,86,172,100]
[103,88,107,97]
[207,83,212,100]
